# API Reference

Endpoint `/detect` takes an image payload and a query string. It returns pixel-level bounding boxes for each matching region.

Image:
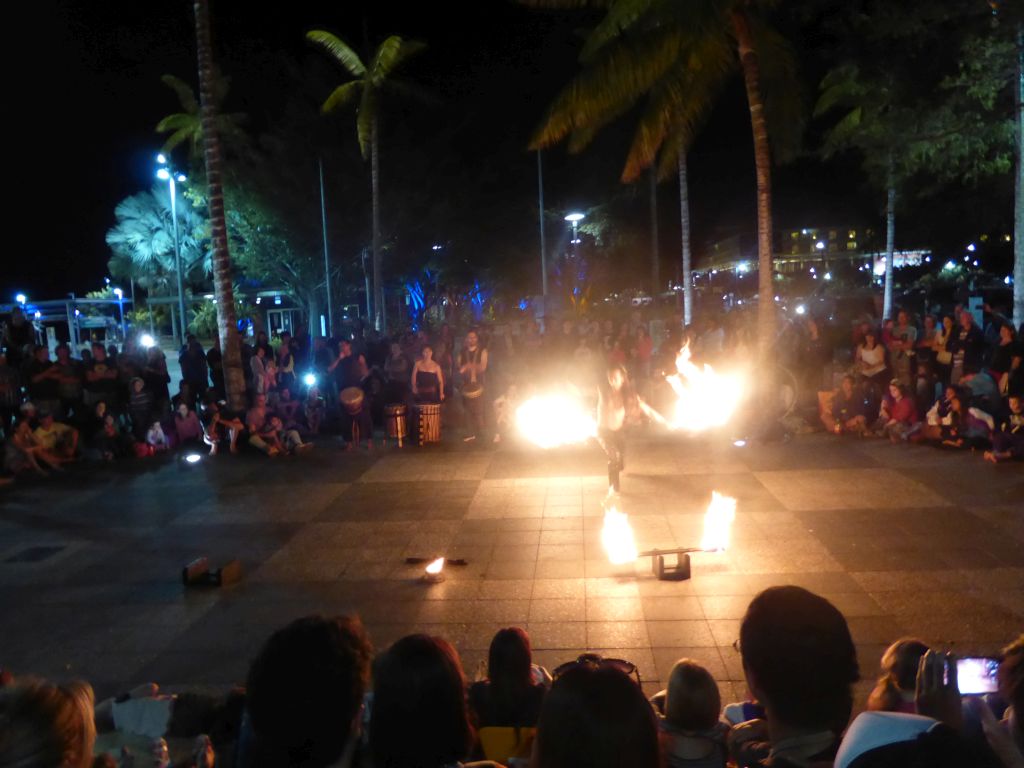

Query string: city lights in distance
[944,261,956,271]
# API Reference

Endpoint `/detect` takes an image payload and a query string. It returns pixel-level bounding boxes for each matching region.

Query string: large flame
[425,557,445,575]
[700,492,737,552]
[601,505,638,565]
[666,345,743,431]
[516,394,597,449]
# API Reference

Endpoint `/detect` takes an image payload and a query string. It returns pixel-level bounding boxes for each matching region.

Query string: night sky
[15,1,1011,302]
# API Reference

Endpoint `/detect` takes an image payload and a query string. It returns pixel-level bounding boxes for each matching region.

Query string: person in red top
[871,379,918,442]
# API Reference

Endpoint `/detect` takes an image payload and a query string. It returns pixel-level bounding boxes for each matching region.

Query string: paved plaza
[1,434,1022,707]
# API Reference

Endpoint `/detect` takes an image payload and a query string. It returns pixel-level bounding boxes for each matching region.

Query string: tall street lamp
[565,212,585,259]
[156,154,188,345]
[113,287,126,341]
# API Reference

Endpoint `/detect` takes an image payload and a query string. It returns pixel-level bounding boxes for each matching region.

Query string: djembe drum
[340,387,366,443]
[417,403,442,445]
[384,403,408,447]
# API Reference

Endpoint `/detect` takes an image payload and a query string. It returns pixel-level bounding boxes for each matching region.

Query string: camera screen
[957,657,1000,695]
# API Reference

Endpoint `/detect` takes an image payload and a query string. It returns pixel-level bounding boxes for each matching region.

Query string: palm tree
[525,0,799,355]
[306,30,425,332]
[193,0,246,411]
[156,73,246,169]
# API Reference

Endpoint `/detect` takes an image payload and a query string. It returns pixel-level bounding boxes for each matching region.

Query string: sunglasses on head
[553,653,641,685]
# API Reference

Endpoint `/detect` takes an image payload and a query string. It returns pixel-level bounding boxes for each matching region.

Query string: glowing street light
[967,243,976,252]
[303,373,317,387]
[15,293,26,305]
[140,334,156,349]
[113,287,126,340]
[815,241,826,251]
[564,212,585,256]
[156,153,188,344]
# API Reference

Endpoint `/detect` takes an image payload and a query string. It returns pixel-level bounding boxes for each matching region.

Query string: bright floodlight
[15,293,26,304]
[176,173,187,183]
[156,168,171,181]
[815,241,826,250]
[733,439,747,448]
[157,153,167,164]
[185,453,202,464]
[140,334,156,349]
[944,260,956,270]
[1005,276,1012,285]
[113,287,123,299]
[303,373,317,387]
[795,304,806,315]
[824,272,832,281]
[564,212,585,223]
[967,243,976,252]
[33,311,41,319]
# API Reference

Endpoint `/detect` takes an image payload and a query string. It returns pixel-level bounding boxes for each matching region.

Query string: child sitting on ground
[651,659,729,768]
[146,421,170,453]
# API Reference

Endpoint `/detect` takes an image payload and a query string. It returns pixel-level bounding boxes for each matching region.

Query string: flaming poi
[515,393,597,449]
[666,345,744,432]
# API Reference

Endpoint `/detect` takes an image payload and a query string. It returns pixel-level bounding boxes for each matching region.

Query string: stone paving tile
[2,433,1019,699]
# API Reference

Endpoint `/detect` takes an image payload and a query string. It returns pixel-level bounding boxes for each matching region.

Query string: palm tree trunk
[884,172,896,321]
[1014,21,1023,329]
[678,147,693,327]
[731,9,775,359]
[194,0,245,412]
[371,116,383,332]
[650,166,660,293]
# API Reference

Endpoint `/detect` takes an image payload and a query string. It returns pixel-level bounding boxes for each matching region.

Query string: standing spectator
[83,343,120,409]
[251,345,270,397]
[276,332,296,392]
[370,635,474,768]
[632,325,654,383]
[180,337,208,399]
[206,336,224,400]
[143,347,171,415]
[950,310,985,384]
[887,310,917,389]
[990,323,1021,396]
[934,314,955,386]
[728,587,859,768]
[53,344,84,420]
[127,378,154,440]
[24,345,62,417]
[0,350,21,437]
[2,307,35,366]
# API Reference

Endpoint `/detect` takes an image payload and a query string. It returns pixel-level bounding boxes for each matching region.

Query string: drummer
[458,330,488,442]
[330,340,373,449]
[411,346,445,404]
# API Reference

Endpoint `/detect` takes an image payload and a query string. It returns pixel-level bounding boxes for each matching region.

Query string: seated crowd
[2,588,1021,767]
[825,307,1023,463]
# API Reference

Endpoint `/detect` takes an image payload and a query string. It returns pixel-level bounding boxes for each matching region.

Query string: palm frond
[306,30,367,77]
[161,127,197,154]
[322,81,362,114]
[531,25,687,149]
[155,113,197,132]
[160,74,199,114]
[372,36,427,83]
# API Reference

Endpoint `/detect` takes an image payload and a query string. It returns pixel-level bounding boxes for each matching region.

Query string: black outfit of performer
[415,370,441,404]
[597,383,640,493]
[338,354,372,443]
[459,346,486,439]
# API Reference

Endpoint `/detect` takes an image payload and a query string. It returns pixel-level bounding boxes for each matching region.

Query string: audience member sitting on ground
[33,410,79,461]
[145,420,170,453]
[533,661,661,768]
[469,626,547,729]
[173,402,204,448]
[986,394,1024,463]
[866,638,930,714]
[0,678,97,768]
[247,393,281,457]
[370,634,476,768]
[243,615,373,768]
[826,375,867,435]
[652,659,729,768]
[127,377,153,441]
[871,380,918,443]
[201,401,243,455]
[729,586,859,768]
[4,417,64,476]
[265,415,312,455]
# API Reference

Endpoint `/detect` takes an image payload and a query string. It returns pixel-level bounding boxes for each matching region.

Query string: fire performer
[597,364,666,494]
